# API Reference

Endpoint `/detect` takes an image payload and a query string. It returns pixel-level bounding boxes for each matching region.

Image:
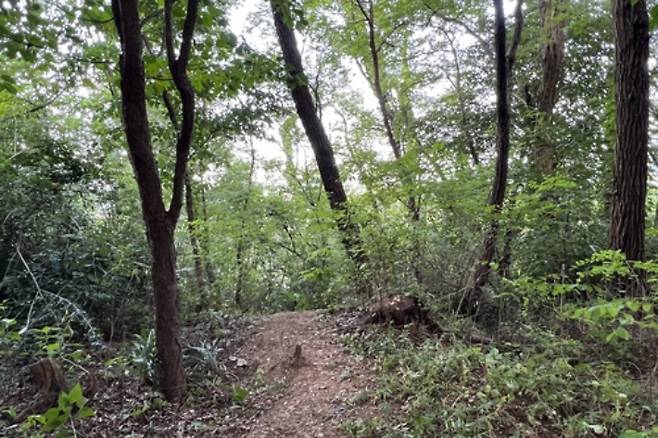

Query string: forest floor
[1,310,383,437]
[221,310,379,437]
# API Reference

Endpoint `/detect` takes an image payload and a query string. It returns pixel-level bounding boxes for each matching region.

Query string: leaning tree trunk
[270,0,367,269]
[354,0,420,221]
[354,0,423,285]
[463,0,520,314]
[610,0,649,296]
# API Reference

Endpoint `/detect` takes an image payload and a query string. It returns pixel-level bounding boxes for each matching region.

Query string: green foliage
[0,0,654,433]
[0,302,19,358]
[231,385,250,405]
[650,5,658,31]
[21,383,94,437]
[343,328,657,437]
[128,329,157,385]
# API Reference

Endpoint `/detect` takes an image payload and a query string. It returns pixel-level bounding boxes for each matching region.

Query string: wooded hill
[1,0,658,436]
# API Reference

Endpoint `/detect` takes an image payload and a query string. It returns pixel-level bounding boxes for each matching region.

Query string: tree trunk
[354,1,423,285]
[112,0,199,402]
[149,220,185,401]
[185,174,205,295]
[235,145,256,308]
[270,0,367,270]
[443,31,479,166]
[531,0,565,175]
[610,0,649,295]
[200,186,217,286]
[355,0,420,221]
[463,0,518,313]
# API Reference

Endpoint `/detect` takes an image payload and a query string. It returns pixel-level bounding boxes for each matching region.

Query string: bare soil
[227,311,377,437]
[1,310,380,437]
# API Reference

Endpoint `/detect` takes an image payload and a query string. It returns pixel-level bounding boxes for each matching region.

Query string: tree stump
[29,358,67,395]
[359,295,438,331]
[15,358,68,423]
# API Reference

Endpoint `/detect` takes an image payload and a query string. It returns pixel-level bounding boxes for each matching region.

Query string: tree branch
[162,90,179,128]
[506,0,524,73]
[111,0,123,44]
[165,0,199,224]
[163,0,177,74]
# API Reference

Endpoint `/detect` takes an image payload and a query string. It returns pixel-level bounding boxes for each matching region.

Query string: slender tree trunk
[185,174,205,295]
[200,186,217,286]
[398,35,424,284]
[531,0,565,175]
[163,93,205,298]
[610,0,649,296]
[354,1,423,285]
[354,0,420,220]
[235,144,256,308]
[464,0,520,313]
[270,0,367,270]
[443,31,479,166]
[355,0,402,160]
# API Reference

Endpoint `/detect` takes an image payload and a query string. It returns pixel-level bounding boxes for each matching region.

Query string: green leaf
[78,406,95,418]
[231,385,249,405]
[650,5,658,32]
[67,383,84,404]
[626,300,641,312]
[2,406,17,418]
[606,326,631,343]
[46,342,61,356]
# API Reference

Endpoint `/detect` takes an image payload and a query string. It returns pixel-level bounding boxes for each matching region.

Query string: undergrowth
[342,324,658,438]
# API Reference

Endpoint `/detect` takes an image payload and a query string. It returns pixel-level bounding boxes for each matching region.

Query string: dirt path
[228,311,376,438]
[1,310,379,437]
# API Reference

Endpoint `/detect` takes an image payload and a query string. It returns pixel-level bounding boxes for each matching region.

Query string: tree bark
[610,0,649,295]
[531,0,565,175]
[270,0,367,270]
[463,0,520,313]
[112,0,198,402]
[354,0,401,160]
[163,92,205,298]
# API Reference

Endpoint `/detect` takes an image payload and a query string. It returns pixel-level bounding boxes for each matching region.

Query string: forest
[1,0,658,436]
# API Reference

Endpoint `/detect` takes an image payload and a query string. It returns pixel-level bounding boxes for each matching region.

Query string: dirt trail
[230,311,376,438]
